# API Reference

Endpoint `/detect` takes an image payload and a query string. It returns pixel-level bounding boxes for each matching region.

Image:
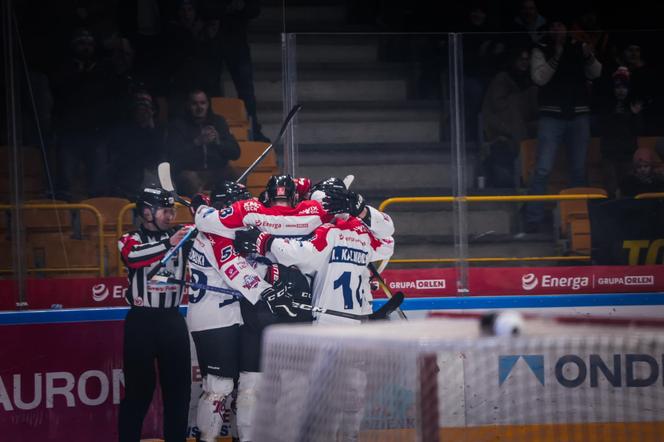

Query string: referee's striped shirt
[118,225,189,309]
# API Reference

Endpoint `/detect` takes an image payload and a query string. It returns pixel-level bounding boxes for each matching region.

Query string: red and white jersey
[195,199,395,240]
[268,217,394,325]
[195,199,334,239]
[186,232,272,332]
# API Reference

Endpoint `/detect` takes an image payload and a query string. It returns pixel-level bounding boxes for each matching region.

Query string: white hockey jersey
[186,232,272,332]
[268,217,395,325]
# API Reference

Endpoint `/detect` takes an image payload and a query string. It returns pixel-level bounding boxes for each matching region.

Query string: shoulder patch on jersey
[225,265,239,280]
[219,207,234,219]
[200,207,216,218]
[243,200,261,212]
[329,246,368,266]
[242,274,261,289]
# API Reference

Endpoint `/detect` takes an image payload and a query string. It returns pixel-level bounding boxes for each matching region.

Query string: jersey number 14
[334,271,363,310]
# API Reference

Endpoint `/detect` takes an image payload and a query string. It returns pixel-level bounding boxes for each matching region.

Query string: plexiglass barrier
[3,4,664,306]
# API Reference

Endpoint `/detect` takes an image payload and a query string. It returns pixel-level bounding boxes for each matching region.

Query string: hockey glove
[233,226,273,255]
[322,188,351,215]
[260,283,296,318]
[189,193,211,216]
[347,191,366,217]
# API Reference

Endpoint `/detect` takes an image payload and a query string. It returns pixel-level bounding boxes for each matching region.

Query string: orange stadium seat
[210,97,250,127]
[558,187,607,254]
[230,125,250,142]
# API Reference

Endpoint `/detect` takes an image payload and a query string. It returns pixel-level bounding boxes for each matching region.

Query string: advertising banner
[589,198,664,265]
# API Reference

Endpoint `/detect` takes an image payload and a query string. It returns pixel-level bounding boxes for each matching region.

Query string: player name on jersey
[328,246,368,266]
[188,248,212,268]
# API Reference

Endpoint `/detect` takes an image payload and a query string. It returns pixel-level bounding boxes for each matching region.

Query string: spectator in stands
[481,47,538,187]
[49,27,114,200]
[196,0,270,142]
[116,0,175,95]
[509,0,547,46]
[106,90,165,198]
[166,89,240,196]
[569,5,610,64]
[599,67,644,197]
[522,19,602,233]
[619,147,664,197]
[461,2,506,142]
[164,0,206,109]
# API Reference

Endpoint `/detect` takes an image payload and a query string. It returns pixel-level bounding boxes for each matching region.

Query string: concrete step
[297,163,468,192]
[297,143,449,166]
[263,118,439,143]
[252,4,348,30]
[389,210,512,237]
[226,77,408,102]
[249,41,379,64]
[391,238,559,263]
[250,62,411,80]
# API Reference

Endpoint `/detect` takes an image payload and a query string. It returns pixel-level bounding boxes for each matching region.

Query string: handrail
[635,192,664,200]
[0,203,105,276]
[116,202,190,275]
[378,194,608,265]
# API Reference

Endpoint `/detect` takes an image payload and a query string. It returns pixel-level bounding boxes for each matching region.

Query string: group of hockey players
[117,173,395,442]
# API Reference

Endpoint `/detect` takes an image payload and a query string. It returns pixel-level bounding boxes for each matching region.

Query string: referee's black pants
[118,307,191,442]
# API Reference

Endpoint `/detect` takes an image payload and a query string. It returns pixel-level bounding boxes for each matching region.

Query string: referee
[117,185,192,441]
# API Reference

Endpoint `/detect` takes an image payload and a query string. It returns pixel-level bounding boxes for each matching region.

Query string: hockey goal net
[252,317,664,442]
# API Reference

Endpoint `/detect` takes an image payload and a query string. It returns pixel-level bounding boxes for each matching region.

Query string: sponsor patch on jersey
[188,248,212,267]
[219,207,234,218]
[242,274,261,289]
[225,265,239,280]
[243,200,261,212]
[221,246,234,262]
[299,206,319,215]
[329,246,368,266]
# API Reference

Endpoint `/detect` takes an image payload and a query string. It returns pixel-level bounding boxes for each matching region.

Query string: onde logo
[521,273,538,291]
[91,284,109,302]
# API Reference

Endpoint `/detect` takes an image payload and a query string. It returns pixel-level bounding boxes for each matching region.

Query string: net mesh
[253,318,664,442]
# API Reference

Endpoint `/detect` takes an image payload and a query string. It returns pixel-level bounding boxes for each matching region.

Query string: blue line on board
[1,293,663,325]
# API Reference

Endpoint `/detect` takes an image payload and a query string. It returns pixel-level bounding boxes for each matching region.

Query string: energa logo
[521,273,538,291]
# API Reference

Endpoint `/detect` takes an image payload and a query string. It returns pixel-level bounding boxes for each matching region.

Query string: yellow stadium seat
[27,236,101,276]
[558,187,607,236]
[80,197,132,232]
[231,141,277,172]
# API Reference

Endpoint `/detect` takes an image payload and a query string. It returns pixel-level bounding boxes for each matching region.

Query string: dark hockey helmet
[136,185,175,212]
[309,177,347,197]
[265,175,296,206]
[210,180,252,209]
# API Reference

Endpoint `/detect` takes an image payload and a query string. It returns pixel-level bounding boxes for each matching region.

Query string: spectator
[166,89,240,196]
[619,147,664,197]
[522,19,602,232]
[510,0,547,46]
[569,5,610,64]
[106,90,165,198]
[197,0,270,142]
[461,2,506,142]
[481,47,538,187]
[599,67,644,197]
[49,27,115,200]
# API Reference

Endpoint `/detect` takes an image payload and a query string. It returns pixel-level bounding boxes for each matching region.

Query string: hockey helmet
[210,180,252,209]
[136,185,175,212]
[309,177,347,195]
[265,175,296,206]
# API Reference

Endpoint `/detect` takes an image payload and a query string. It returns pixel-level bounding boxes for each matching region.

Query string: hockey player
[185,181,293,442]
[233,213,394,324]
[195,174,394,243]
[233,214,394,441]
[117,185,193,442]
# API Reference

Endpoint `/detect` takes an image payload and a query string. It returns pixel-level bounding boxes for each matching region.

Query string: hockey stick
[154,275,401,321]
[145,226,197,280]
[236,104,302,183]
[368,262,408,320]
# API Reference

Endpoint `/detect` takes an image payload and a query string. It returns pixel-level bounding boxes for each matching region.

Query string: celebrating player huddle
[187,174,395,441]
[117,173,396,442]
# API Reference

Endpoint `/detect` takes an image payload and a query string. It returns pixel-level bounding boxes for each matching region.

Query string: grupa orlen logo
[521,273,538,291]
[92,283,110,302]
